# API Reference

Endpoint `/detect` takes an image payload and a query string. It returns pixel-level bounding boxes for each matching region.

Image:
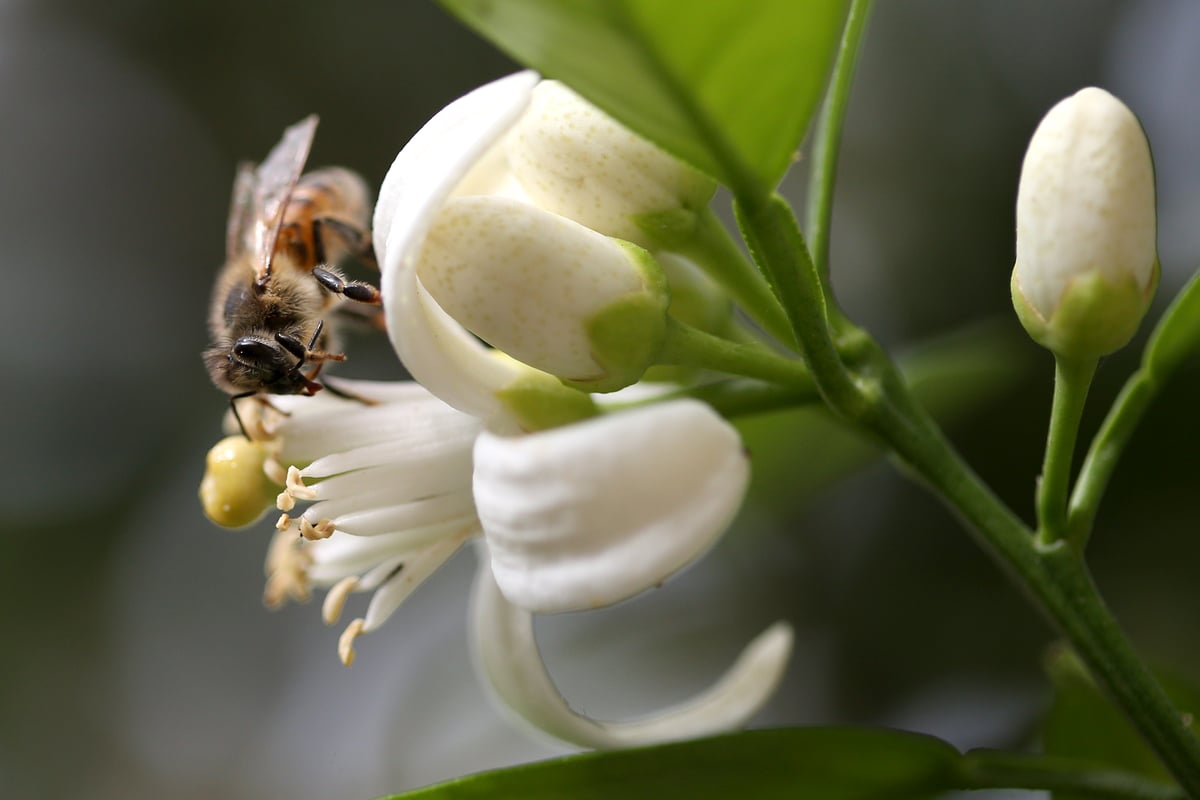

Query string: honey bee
[204,116,380,436]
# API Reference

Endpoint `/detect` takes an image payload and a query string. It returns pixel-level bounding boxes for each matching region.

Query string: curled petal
[470,564,793,748]
[475,400,749,613]
[374,71,539,421]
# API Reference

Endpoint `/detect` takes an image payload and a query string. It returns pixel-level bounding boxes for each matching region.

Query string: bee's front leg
[275,329,346,366]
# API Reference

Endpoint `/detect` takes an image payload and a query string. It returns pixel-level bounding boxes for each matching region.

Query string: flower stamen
[338,617,366,666]
[322,576,360,624]
[265,457,289,487]
[263,527,312,609]
[286,465,319,501]
[299,516,336,541]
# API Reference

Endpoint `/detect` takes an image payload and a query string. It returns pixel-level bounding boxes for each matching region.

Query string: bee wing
[225,162,257,262]
[252,115,318,285]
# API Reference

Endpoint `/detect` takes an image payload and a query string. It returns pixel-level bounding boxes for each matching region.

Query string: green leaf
[379,727,961,800]
[1145,269,1200,380]
[437,0,850,198]
[1042,647,1200,799]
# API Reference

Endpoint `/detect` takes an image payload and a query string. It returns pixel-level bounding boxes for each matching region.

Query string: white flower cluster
[203,72,792,748]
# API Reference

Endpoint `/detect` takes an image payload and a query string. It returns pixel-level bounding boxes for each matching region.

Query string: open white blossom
[201,73,793,749]
[234,382,793,747]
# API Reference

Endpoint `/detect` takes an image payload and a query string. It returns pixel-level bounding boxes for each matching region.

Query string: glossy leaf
[379,727,961,800]
[437,0,850,198]
[1145,269,1200,380]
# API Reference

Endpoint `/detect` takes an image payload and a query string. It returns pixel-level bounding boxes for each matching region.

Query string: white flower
[202,74,792,750]
[235,381,792,747]
[1012,87,1158,357]
[373,71,713,419]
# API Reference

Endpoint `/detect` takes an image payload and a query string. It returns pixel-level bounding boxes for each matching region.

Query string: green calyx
[633,207,702,250]
[565,242,671,394]
[1011,261,1159,358]
[495,371,600,432]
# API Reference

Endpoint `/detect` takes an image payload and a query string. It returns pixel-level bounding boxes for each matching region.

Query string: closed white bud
[418,195,670,393]
[506,81,716,249]
[1012,87,1158,357]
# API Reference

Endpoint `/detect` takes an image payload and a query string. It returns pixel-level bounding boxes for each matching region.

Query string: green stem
[805,0,874,290]
[672,208,797,348]
[735,195,865,418]
[733,190,1200,791]
[657,317,815,389]
[959,750,1185,799]
[864,370,1200,797]
[605,378,822,419]
[1037,355,1098,547]
[1067,372,1156,547]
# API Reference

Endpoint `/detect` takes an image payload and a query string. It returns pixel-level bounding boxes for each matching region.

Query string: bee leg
[312,265,381,305]
[313,217,377,270]
[276,329,346,366]
[321,376,381,406]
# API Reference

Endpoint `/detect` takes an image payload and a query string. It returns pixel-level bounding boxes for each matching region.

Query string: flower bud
[1012,87,1158,358]
[505,81,716,249]
[199,436,277,528]
[417,195,670,393]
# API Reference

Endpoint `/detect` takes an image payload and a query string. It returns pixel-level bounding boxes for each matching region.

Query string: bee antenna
[306,320,325,350]
[229,391,257,440]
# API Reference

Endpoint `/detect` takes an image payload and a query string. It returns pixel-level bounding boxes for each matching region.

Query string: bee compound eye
[233,338,275,363]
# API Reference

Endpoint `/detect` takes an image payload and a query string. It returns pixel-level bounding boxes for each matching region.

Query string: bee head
[204,335,319,396]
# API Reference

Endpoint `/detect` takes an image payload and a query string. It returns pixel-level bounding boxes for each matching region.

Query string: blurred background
[2,0,1198,797]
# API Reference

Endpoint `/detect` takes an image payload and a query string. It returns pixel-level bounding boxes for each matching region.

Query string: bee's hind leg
[312,265,381,305]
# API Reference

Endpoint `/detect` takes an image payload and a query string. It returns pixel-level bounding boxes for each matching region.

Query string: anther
[299,517,335,541]
[339,618,366,666]
[285,466,318,500]
[322,576,360,624]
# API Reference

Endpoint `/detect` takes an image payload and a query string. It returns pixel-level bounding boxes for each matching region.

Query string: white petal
[470,564,793,748]
[418,195,645,382]
[374,71,539,420]
[475,400,749,613]
[300,484,472,534]
[274,384,479,465]
[310,495,476,538]
[306,523,474,585]
[301,454,473,507]
[361,532,473,632]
